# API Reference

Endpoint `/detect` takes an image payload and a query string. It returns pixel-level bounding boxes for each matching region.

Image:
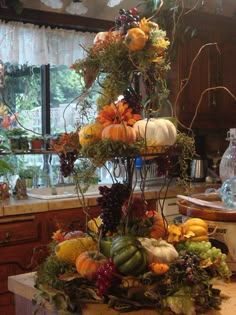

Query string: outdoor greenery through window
[0,62,98,187]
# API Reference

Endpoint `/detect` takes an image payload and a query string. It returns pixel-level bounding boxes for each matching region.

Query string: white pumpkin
[93,31,121,44]
[133,118,177,146]
[138,237,179,264]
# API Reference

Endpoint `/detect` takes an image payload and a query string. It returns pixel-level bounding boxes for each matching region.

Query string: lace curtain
[0,20,96,66]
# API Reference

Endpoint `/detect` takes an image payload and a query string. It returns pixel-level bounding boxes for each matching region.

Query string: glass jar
[219,128,236,183]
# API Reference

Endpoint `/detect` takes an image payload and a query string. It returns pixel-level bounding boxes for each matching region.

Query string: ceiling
[20,0,236,21]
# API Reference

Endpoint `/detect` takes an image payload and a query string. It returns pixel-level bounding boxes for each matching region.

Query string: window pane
[1,63,42,134]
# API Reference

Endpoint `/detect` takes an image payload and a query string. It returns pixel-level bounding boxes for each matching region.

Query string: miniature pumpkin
[93,31,121,45]
[79,123,103,146]
[101,124,137,143]
[124,28,147,51]
[145,210,167,239]
[138,237,179,264]
[133,118,177,146]
[183,218,209,242]
[110,235,147,276]
[149,262,169,274]
[75,250,107,281]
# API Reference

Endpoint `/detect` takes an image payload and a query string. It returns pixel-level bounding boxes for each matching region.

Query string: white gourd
[133,118,177,146]
[94,31,121,44]
[138,237,179,264]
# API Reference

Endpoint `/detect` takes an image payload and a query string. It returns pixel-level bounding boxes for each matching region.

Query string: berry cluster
[123,87,142,114]
[97,183,130,236]
[115,8,140,34]
[95,258,120,297]
[175,252,202,284]
[58,150,78,177]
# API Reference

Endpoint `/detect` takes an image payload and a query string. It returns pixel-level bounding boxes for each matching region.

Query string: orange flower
[52,229,65,243]
[96,101,141,127]
[53,132,80,155]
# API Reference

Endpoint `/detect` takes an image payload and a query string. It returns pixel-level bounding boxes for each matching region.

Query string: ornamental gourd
[133,118,177,146]
[138,237,179,264]
[101,124,136,143]
[124,28,147,51]
[75,251,107,281]
[79,123,103,147]
[183,218,209,242]
[145,210,167,239]
[110,235,147,276]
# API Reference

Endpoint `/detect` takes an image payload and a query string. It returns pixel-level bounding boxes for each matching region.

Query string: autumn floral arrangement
[33,5,231,315]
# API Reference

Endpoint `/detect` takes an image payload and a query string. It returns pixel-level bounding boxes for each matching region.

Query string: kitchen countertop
[8,272,236,315]
[0,182,216,217]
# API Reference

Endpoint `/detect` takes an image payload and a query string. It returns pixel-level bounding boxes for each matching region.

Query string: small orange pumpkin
[124,28,147,51]
[149,262,169,275]
[145,210,167,239]
[101,124,137,144]
[75,250,107,281]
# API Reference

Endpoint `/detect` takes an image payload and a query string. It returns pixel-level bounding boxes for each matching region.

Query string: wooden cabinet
[0,206,101,315]
[174,12,236,129]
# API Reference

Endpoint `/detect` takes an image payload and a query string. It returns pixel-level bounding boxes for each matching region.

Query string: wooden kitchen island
[8,272,236,315]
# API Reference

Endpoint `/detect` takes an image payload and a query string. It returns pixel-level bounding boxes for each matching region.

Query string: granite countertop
[0,182,216,217]
[8,272,236,315]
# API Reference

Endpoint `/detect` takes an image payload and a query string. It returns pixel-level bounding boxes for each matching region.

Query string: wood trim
[0,7,114,32]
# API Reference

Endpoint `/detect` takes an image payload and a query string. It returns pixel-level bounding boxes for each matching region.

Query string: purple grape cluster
[115,8,140,34]
[59,150,78,177]
[175,252,201,284]
[95,258,120,297]
[123,87,142,114]
[97,183,130,236]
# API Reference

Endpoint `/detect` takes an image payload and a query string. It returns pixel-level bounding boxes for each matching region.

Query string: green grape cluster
[176,240,232,279]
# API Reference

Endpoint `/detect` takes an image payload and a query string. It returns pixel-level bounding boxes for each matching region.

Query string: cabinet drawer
[0,215,41,246]
[157,197,179,223]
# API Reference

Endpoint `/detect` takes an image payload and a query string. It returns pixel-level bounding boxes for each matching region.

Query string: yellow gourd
[55,237,98,264]
[79,123,103,147]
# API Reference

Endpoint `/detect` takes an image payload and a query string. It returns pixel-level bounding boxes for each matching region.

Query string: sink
[27,185,100,200]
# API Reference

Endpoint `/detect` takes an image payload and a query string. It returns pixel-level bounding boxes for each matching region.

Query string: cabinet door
[175,13,236,129]
[46,206,101,238]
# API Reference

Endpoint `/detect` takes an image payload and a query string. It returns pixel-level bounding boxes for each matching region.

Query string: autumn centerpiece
[33,5,231,315]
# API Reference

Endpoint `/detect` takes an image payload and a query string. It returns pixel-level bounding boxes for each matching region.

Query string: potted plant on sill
[0,159,13,200]
[4,128,29,152]
[18,166,39,189]
[30,135,44,151]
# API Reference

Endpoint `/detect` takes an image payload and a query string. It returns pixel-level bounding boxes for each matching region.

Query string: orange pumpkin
[149,262,169,275]
[101,124,137,143]
[75,250,106,281]
[79,123,103,146]
[145,210,167,239]
[124,28,147,51]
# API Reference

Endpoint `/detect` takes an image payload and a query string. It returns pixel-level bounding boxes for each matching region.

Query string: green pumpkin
[110,235,147,276]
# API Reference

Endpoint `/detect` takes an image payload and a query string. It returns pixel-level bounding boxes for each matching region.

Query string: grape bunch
[95,258,120,297]
[115,8,140,34]
[176,240,232,279]
[59,150,78,177]
[97,183,130,236]
[174,252,202,284]
[123,87,142,114]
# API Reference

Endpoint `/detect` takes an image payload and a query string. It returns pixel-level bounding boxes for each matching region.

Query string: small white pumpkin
[93,31,121,44]
[133,118,177,146]
[138,237,179,264]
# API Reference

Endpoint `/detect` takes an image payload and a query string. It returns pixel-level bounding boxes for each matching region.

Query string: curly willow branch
[174,42,221,130]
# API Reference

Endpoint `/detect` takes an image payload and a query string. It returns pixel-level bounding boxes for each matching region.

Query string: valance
[0,20,96,66]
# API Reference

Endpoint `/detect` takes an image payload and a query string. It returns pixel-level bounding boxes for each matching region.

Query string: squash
[101,123,136,144]
[145,210,167,239]
[183,218,209,242]
[124,28,147,51]
[138,237,179,264]
[110,235,147,276]
[133,118,177,146]
[55,237,98,264]
[79,123,103,147]
[149,262,169,275]
[75,250,107,281]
